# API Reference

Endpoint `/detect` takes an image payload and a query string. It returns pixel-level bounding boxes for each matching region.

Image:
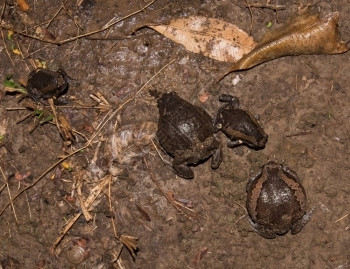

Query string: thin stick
[1,0,158,45]
[25,192,32,220]
[46,0,68,29]
[143,158,178,207]
[107,176,119,238]
[151,139,170,165]
[335,213,349,223]
[50,213,81,254]
[0,183,5,193]
[1,30,14,66]
[230,214,247,233]
[0,166,19,223]
[244,0,254,35]
[63,9,84,31]
[0,2,6,25]
[245,2,285,11]
[23,45,50,59]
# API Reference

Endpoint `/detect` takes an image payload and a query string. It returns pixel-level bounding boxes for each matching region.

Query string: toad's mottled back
[246,161,313,239]
[216,94,268,149]
[26,68,69,101]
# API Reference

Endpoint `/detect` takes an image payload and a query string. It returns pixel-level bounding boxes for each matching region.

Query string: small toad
[246,161,313,239]
[26,68,69,102]
[156,91,222,179]
[215,94,267,149]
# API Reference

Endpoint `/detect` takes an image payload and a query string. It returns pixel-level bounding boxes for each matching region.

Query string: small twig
[25,192,32,220]
[0,183,5,193]
[1,0,158,45]
[230,201,249,233]
[234,200,248,214]
[63,6,84,31]
[142,2,171,15]
[77,0,84,6]
[143,157,200,221]
[143,157,180,209]
[0,2,6,25]
[151,139,170,165]
[107,176,118,237]
[335,213,349,223]
[244,0,254,35]
[46,0,68,29]
[15,38,32,71]
[6,107,28,111]
[77,172,92,221]
[0,166,19,223]
[1,30,14,66]
[23,45,50,59]
[50,214,81,255]
[230,214,248,233]
[245,1,286,11]
[16,112,33,124]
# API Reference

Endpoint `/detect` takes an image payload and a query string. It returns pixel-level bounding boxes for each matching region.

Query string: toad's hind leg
[172,161,194,180]
[248,218,276,239]
[291,206,316,235]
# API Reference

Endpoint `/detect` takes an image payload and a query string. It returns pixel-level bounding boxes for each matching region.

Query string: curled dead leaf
[227,9,349,73]
[148,16,256,63]
[17,0,30,12]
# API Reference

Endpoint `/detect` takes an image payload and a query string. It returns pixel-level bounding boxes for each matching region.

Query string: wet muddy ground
[0,0,350,268]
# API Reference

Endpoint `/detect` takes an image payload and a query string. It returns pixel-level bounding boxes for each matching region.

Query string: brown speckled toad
[246,161,314,239]
[26,68,69,101]
[215,94,268,149]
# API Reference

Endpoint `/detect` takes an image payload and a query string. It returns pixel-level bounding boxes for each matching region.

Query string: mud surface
[0,0,350,268]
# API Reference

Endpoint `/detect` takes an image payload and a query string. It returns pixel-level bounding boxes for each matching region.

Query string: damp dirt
[0,0,349,268]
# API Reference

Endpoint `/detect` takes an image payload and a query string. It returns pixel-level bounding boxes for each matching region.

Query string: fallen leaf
[227,8,349,73]
[17,0,30,12]
[148,16,256,63]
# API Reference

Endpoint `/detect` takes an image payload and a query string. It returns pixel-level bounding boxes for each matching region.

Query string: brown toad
[246,161,313,239]
[26,68,69,101]
[215,94,268,149]
[156,91,222,179]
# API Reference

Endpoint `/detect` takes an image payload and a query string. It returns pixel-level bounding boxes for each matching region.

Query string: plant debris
[17,0,30,12]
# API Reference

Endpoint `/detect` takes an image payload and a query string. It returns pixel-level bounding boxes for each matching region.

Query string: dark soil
[1,0,350,268]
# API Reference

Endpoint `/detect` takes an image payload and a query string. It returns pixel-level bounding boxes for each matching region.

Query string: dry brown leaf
[148,16,256,63]
[226,9,349,73]
[17,0,30,12]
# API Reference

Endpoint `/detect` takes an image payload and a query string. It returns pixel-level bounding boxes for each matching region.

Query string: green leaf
[33,109,44,118]
[3,75,28,94]
[40,114,54,123]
